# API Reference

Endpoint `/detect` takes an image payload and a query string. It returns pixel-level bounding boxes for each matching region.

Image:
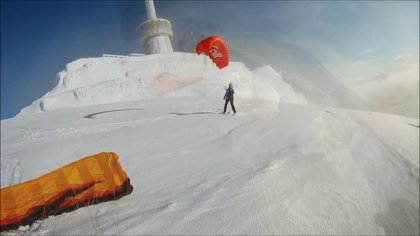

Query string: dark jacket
[223,84,234,100]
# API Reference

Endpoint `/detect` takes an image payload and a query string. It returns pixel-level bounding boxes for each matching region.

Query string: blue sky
[1,0,419,119]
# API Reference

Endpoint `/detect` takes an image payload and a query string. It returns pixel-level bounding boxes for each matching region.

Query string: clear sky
[1,0,419,119]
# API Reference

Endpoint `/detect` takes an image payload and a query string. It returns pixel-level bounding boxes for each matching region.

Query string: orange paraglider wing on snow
[0,152,133,232]
[195,35,229,69]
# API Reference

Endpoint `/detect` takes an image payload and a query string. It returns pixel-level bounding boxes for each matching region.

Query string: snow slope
[1,53,419,235]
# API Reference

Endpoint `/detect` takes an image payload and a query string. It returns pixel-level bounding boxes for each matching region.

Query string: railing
[102,53,145,58]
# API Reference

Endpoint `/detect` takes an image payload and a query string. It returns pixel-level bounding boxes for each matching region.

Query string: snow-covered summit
[19,52,306,115]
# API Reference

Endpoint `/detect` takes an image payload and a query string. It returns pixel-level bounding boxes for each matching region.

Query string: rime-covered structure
[137,0,173,54]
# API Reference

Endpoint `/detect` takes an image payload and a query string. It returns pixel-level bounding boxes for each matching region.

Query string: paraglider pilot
[223,82,236,114]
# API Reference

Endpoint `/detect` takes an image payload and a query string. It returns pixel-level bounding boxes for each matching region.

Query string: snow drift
[19,52,306,114]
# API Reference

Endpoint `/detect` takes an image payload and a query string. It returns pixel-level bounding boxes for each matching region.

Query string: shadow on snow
[84,109,144,119]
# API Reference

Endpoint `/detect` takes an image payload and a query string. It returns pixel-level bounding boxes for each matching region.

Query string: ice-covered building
[137,0,173,54]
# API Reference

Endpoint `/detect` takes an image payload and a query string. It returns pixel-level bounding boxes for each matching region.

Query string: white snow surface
[1,53,419,235]
[19,52,306,114]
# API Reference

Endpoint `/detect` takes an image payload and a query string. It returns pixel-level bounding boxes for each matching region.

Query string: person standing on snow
[223,82,236,114]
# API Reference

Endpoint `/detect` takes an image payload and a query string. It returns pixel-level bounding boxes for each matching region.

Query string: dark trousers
[224,95,236,113]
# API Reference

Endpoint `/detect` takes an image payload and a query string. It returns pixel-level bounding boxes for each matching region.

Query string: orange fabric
[196,35,229,69]
[0,152,133,231]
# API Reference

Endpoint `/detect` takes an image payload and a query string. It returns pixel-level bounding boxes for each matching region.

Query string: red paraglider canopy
[195,35,229,69]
